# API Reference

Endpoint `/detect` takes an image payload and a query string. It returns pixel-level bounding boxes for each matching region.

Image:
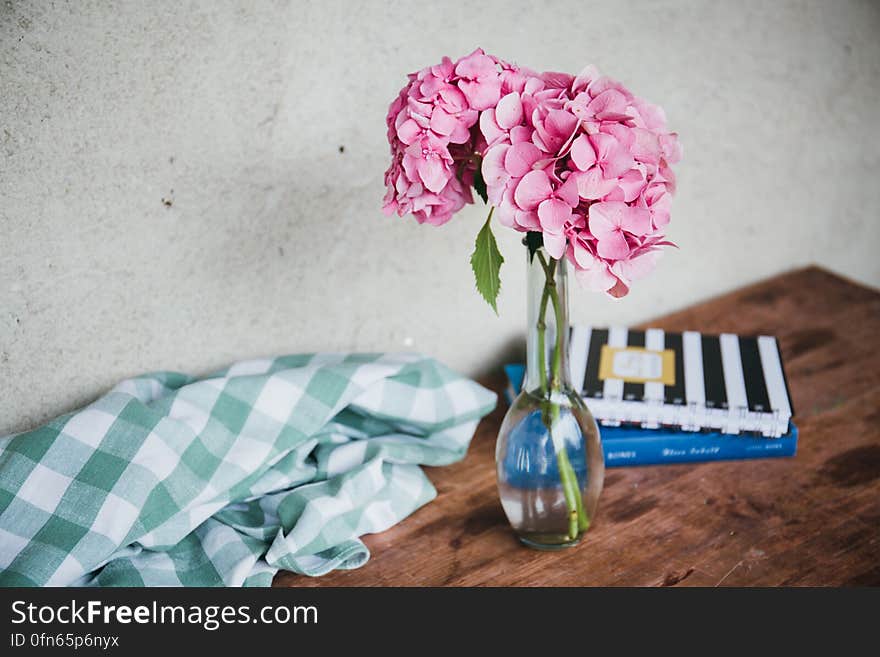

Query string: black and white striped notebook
[568,327,794,438]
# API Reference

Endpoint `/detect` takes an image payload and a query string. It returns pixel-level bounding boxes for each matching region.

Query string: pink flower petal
[494,199,518,228]
[504,142,542,178]
[496,184,518,216]
[479,108,505,147]
[531,130,551,154]
[570,134,597,171]
[406,96,432,118]
[631,98,667,131]
[448,120,471,145]
[546,109,579,138]
[520,92,540,119]
[509,126,532,144]
[513,169,552,211]
[648,192,672,230]
[417,157,448,193]
[482,144,511,190]
[409,110,430,129]
[621,206,652,236]
[533,109,578,154]
[590,133,634,179]
[437,85,468,114]
[429,107,457,136]
[656,161,677,192]
[537,198,572,234]
[514,209,541,230]
[595,228,629,260]
[495,92,523,129]
[617,167,647,202]
[532,157,557,170]
[566,91,594,121]
[543,231,567,259]
[630,127,661,164]
[660,132,682,164]
[397,119,422,145]
[523,76,545,95]
[614,251,659,282]
[419,75,446,98]
[430,57,455,80]
[587,75,631,99]
[542,71,574,89]
[573,258,617,293]
[586,89,630,121]
[570,238,597,269]
[556,174,580,207]
[606,275,630,298]
[600,122,635,149]
[588,202,620,238]
[603,186,625,202]
[574,168,618,200]
[454,49,496,79]
[401,152,419,180]
[459,78,502,111]
[501,68,528,94]
[572,65,599,94]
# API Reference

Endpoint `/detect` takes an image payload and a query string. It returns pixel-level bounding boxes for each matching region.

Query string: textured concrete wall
[2,0,879,434]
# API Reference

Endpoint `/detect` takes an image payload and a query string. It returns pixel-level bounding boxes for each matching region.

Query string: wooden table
[275,267,880,587]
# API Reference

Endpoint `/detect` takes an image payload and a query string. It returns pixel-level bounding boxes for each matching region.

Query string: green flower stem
[535,252,590,540]
[535,283,551,394]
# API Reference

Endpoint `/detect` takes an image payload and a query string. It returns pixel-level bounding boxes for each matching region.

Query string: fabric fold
[0,353,496,586]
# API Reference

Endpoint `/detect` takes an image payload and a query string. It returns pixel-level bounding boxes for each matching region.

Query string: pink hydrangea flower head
[477,64,681,297]
[383,49,508,227]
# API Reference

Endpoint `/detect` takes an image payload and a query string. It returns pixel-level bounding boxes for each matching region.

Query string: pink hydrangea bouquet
[383,48,680,306]
[383,49,681,547]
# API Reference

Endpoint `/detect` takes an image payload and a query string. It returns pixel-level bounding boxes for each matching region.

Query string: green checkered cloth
[0,353,495,586]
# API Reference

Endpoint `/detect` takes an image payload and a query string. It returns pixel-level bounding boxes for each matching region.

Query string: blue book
[504,363,798,467]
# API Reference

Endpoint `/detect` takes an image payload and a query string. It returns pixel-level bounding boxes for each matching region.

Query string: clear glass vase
[496,245,605,549]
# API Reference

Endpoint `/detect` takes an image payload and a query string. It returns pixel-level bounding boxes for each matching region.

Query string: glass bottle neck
[524,246,572,395]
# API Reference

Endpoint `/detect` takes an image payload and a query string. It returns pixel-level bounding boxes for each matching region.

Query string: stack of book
[504,326,798,467]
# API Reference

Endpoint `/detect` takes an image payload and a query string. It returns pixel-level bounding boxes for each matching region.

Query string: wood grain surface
[274,267,880,587]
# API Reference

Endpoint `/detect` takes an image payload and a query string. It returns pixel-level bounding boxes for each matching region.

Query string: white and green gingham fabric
[0,353,495,586]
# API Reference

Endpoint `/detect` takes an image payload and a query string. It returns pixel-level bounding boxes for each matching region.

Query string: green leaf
[524,231,544,263]
[472,164,488,204]
[470,210,504,314]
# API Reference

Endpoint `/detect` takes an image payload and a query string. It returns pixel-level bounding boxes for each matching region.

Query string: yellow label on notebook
[598,345,676,385]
